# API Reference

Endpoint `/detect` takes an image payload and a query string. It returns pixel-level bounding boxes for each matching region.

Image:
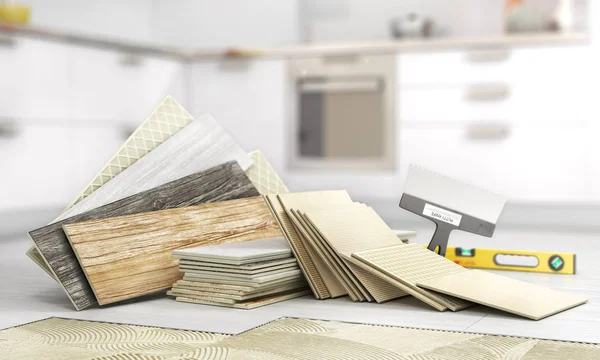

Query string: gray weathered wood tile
[29,162,258,311]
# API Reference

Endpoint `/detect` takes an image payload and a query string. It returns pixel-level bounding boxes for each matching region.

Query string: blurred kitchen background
[1,0,599,237]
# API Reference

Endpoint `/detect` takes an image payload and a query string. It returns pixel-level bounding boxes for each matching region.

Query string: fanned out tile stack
[168,238,310,309]
[23,95,587,322]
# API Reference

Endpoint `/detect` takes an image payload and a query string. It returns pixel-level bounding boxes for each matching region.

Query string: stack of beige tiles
[265,190,588,320]
[168,238,310,309]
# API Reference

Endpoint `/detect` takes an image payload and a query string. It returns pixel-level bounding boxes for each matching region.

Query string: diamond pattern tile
[245,150,289,195]
[63,95,194,211]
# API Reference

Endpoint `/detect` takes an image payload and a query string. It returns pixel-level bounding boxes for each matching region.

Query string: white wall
[150,0,300,48]
[26,0,300,48]
[303,0,588,42]
[28,0,154,43]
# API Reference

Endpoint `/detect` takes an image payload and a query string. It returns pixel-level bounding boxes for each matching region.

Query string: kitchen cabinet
[190,59,287,171]
[398,46,590,86]
[70,47,185,125]
[0,38,70,120]
[399,85,590,125]
[0,125,124,211]
[399,126,588,202]
[589,124,600,201]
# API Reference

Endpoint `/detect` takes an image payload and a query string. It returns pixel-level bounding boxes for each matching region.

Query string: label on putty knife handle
[423,204,462,226]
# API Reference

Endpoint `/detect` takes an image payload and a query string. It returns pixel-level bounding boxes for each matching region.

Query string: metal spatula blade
[400,165,507,256]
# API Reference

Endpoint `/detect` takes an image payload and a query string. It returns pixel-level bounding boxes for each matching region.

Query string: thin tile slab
[245,150,289,195]
[177,257,298,271]
[173,280,308,296]
[27,96,194,275]
[288,206,366,302]
[179,262,298,275]
[175,289,311,309]
[265,195,330,299]
[182,269,303,283]
[29,162,258,310]
[169,282,308,302]
[351,244,473,311]
[172,237,291,264]
[62,197,282,306]
[417,269,588,320]
[173,279,306,294]
[183,273,304,288]
[278,191,357,299]
[303,206,410,303]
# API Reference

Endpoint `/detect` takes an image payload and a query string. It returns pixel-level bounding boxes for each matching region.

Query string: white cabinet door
[399,85,591,125]
[0,38,70,120]
[0,125,124,211]
[0,125,73,210]
[190,59,287,170]
[589,124,600,202]
[70,47,185,125]
[398,46,590,86]
[399,126,587,202]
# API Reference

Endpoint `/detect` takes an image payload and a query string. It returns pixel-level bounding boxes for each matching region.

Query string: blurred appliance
[390,13,432,39]
[288,55,396,170]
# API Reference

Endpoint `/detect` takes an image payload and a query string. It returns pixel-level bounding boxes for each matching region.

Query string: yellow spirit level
[444,246,576,274]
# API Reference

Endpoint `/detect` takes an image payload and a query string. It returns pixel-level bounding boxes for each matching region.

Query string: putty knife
[399,165,506,256]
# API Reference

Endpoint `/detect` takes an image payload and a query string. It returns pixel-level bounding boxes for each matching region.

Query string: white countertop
[0,21,589,60]
[1,226,598,343]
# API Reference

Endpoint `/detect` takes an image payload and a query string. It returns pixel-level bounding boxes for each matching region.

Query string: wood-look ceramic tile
[28,162,258,310]
[62,197,282,306]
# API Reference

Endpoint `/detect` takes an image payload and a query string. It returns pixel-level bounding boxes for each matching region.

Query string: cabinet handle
[300,79,381,93]
[466,84,510,101]
[119,53,144,67]
[0,35,15,47]
[466,123,510,140]
[466,49,511,63]
[0,122,18,138]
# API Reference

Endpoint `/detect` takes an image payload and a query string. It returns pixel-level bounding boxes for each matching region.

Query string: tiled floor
[1,226,598,343]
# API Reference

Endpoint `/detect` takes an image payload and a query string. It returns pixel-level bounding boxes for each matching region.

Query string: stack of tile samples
[268,189,587,320]
[168,238,310,309]
[26,96,294,310]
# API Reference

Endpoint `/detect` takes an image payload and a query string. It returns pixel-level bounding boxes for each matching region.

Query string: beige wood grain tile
[352,244,473,311]
[62,197,282,305]
[417,269,588,320]
[264,195,330,299]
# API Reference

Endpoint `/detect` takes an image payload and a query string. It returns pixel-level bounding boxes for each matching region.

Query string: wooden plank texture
[28,162,258,310]
[62,196,283,306]
[28,149,280,279]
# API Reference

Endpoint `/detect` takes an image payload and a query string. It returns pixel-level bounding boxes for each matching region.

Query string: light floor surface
[1,226,599,343]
